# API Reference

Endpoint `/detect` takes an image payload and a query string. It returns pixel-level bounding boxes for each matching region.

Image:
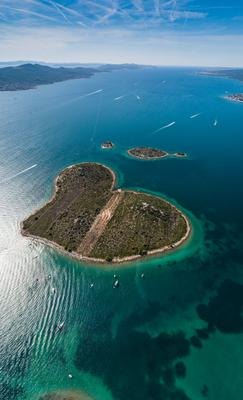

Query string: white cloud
[1,24,243,67]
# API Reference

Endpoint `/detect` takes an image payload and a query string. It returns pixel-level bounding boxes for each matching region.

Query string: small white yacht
[113,279,119,288]
[58,322,64,331]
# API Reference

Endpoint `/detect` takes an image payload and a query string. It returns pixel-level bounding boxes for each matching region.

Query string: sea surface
[1,66,243,400]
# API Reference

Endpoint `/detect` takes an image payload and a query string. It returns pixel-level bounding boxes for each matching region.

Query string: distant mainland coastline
[201,69,243,104]
[0,63,142,91]
[201,69,243,83]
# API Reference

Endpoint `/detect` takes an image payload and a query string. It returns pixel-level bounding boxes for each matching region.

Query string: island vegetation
[127,147,168,160]
[22,163,190,264]
[127,147,187,160]
[173,152,187,158]
[225,94,243,103]
[101,141,115,149]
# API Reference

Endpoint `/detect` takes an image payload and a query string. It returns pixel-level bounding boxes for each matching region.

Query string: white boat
[113,279,119,288]
[213,119,218,127]
[58,322,64,330]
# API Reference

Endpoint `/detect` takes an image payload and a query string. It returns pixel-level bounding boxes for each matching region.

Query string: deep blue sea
[1,67,243,400]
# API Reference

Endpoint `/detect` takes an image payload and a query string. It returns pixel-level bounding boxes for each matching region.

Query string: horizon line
[0,60,241,69]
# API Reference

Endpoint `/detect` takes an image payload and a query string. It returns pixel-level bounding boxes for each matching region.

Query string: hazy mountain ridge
[0,63,97,91]
[0,62,143,91]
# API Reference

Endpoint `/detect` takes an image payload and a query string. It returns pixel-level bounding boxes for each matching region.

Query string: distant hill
[98,63,142,72]
[0,62,143,91]
[202,69,243,82]
[0,63,98,91]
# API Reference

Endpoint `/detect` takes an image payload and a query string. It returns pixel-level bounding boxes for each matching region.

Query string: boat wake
[153,121,176,134]
[114,95,126,101]
[1,164,37,183]
[51,89,104,109]
[190,113,201,119]
[114,94,140,101]
[83,89,103,97]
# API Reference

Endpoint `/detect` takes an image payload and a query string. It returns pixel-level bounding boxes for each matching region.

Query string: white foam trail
[190,113,201,119]
[83,89,103,97]
[1,164,37,183]
[114,95,125,101]
[51,89,103,110]
[153,121,176,133]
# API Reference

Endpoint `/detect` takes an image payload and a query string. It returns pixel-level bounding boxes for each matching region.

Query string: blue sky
[0,0,243,66]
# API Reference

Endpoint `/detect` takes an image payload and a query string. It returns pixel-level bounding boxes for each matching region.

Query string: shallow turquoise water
[1,67,243,400]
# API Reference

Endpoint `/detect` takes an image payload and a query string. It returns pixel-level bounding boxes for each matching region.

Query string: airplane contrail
[153,121,176,133]
[1,164,37,183]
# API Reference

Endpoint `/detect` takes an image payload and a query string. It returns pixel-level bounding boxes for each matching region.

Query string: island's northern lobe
[22,163,190,264]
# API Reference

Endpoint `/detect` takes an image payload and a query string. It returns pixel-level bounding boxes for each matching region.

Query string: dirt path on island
[77,191,124,257]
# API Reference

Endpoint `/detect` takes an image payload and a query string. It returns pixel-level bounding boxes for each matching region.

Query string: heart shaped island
[21,163,190,264]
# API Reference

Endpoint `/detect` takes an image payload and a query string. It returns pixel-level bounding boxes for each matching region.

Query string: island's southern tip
[21,162,190,264]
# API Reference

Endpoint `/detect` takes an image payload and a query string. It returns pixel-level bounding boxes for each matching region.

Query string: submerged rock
[38,389,93,400]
